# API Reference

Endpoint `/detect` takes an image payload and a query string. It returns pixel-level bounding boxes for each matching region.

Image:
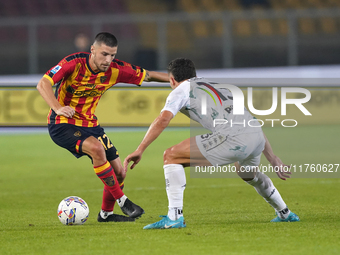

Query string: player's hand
[124,150,143,171]
[270,155,292,181]
[55,106,75,118]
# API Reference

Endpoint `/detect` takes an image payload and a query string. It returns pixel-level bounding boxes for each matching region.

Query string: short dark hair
[167,58,196,82]
[94,32,118,47]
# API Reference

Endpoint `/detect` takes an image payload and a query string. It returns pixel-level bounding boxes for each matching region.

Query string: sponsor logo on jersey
[73,90,106,97]
[85,83,96,89]
[66,85,106,97]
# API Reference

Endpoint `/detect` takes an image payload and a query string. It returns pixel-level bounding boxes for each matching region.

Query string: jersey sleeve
[161,86,189,118]
[114,59,146,86]
[43,56,76,86]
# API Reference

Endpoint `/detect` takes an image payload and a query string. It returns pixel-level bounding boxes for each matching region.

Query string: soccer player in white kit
[124,58,300,229]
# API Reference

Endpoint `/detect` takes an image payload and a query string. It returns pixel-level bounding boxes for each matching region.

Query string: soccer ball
[57,196,89,225]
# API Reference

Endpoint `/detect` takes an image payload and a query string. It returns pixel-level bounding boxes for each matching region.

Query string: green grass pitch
[0,126,339,255]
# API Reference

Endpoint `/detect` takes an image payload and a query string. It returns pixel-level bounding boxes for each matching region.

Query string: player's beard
[100,64,110,72]
[93,58,109,72]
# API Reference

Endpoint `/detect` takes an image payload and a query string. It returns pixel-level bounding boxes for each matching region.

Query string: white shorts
[195,131,265,167]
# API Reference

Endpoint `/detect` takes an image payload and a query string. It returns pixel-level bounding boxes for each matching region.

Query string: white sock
[277,207,291,219]
[100,209,113,219]
[164,164,186,221]
[117,195,127,207]
[168,207,183,221]
[246,171,290,219]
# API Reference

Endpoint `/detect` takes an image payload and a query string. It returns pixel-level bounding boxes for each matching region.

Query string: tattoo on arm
[144,71,150,81]
[103,176,115,187]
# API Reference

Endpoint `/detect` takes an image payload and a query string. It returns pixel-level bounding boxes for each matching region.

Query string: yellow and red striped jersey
[43,52,146,127]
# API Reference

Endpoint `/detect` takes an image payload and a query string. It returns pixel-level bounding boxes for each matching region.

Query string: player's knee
[237,170,256,181]
[237,168,259,182]
[116,173,125,184]
[114,166,126,183]
[163,147,176,164]
[86,140,106,160]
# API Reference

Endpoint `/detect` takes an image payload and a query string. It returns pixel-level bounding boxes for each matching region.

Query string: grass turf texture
[0,126,339,255]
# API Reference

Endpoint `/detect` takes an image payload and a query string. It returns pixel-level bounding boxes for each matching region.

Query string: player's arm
[136,110,173,152]
[262,132,291,180]
[143,70,169,82]
[124,110,173,170]
[36,77,75,118]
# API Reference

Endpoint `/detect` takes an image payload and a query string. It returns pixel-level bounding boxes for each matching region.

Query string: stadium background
[0,1,339,255]
[0,0,339,126]
[1,0,340,73]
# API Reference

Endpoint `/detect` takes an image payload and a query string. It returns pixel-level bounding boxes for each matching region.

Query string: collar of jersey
[86,54,103,75]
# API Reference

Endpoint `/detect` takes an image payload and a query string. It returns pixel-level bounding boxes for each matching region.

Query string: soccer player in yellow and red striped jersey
[37,32,169,222]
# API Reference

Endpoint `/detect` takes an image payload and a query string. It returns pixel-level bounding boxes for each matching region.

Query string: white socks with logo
[164,164,186,221]
[164,164,291,221]
[246,171,290,219]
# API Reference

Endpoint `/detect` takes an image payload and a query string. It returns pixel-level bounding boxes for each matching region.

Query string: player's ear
[170,77,176,88]
[90,44,95,54]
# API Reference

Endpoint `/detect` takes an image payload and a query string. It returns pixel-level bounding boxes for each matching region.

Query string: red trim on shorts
[75,140,81,153]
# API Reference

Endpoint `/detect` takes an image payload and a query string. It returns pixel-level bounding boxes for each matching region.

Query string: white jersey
[161,78,262,136]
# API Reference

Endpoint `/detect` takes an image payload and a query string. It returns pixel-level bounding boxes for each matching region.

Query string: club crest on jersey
[100,76,107,83]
